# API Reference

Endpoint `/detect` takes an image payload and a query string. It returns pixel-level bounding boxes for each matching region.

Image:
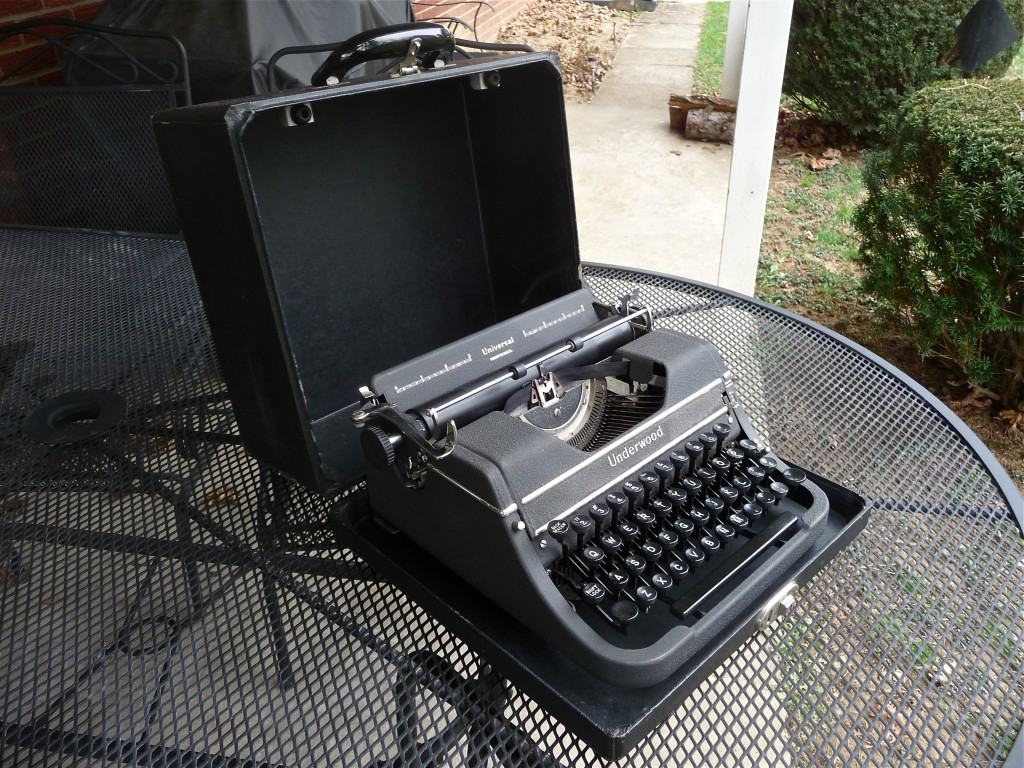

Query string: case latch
[755,582,799,631]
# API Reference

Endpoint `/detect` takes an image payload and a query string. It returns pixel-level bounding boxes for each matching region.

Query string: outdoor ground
[497,0,635,101]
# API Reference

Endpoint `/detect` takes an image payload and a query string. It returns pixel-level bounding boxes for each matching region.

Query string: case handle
[310,22,456,86]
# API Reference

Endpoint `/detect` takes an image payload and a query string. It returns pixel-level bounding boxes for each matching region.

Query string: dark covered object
[957,0,1021,73]
[91,0,413,101]
[153,53,581,494]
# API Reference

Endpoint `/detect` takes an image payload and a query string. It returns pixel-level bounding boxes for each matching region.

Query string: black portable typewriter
[154,27,868,755]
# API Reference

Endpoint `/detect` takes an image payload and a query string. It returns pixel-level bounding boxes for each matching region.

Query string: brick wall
[413,0,537,43]
[1,0,103,84]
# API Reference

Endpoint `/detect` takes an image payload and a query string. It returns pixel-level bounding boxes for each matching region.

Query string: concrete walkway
[566,0,731,284]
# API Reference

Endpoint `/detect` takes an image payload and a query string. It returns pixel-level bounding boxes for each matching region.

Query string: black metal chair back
[0,19,190,234]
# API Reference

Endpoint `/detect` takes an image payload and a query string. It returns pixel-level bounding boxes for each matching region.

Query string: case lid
[154,53,582,494]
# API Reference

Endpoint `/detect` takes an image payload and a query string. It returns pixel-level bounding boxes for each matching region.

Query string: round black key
[743,501,764,519]
[688,505,711,525]
[582,545,605,566]
[581,581,606,605]
[759,455,778,473]
[610,599,640,624]
[770,481,790,501]
[617,519,641,543]
[672,517,695,537]
[635,583,658,607]
[782,467,807,488]
[714,521,736,539]
[681,476,703,500]
[649,498,673,521]
[624,554,647,576]
[622,479,645,509]
[633,508,657,531]
[683,545,705,564]
[738,438,760,458]
[638,471,660,501]
[606,491,629,521]
[548,519,570,542]
[700,532,721,551]
[710,456,731,477]
[607,569,630,590]
[684,439,704,466]
[746,465,767,486]
[696,466,718,486]
[755,489,777,508]
[664,486,688,510]
[727,510,749,528]
[588,502,613,530]
[699,431,719,459]
[731,474,752,495]
[704,497,725,517]
[640,540,663,562]
[570,513,594,544]
[713,421,732,442]
[654,459,676,489]
[718,485,740,507]
[669,450,691,478]
[598,530,624,555]
[724,446,746,466]
[651,571,673,593]
[666,557,689,580]
[656,529,680,551]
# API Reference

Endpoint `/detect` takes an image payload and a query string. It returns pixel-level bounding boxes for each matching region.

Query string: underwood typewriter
[351,287,832,688]
[153,42,866,724]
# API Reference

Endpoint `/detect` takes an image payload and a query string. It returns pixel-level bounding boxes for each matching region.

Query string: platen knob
[361,424,402,470]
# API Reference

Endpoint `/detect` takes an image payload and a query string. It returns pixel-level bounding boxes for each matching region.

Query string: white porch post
[717,0,794,295]
[720,0,749,101]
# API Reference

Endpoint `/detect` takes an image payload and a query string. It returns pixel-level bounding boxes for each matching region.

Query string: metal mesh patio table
[1,227,1021,767]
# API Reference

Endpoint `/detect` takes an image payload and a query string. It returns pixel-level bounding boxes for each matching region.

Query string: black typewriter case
[154,55,870,759]
[153,52,582,495]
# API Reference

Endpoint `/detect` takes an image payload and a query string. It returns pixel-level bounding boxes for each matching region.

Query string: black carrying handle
[310,22,456,86]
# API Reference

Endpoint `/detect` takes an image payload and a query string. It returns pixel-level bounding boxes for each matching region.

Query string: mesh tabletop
[1,229,1021,767]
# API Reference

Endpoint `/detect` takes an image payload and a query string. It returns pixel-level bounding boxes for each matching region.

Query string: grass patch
[692,1,730,95]
[1011,43,1024,78]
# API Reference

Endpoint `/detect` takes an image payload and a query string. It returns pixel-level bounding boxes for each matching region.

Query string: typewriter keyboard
[547,422,810,632]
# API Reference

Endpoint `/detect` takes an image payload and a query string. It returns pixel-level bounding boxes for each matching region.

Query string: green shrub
[785,0,1024,135]
[854,78,1024,407]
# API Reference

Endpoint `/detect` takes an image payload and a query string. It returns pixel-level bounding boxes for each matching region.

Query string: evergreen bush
[854,78,1024,408]
[785,0,1024,135]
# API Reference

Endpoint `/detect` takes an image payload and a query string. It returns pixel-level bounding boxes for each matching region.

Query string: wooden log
[668,94,738,133]
[684,108,736,143]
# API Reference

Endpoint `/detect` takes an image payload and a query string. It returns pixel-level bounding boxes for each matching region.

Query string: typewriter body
[352,288,831,687]
[154,43,866,732]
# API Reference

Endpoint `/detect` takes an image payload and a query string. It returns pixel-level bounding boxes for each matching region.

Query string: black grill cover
[90,0,414,101]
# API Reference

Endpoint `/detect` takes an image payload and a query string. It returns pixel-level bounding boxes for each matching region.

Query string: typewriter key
[656,529,680,551]
[699,531,721,551]
[770,481,789,501]
[638,471,660,502]
[653,459,675,490]
[610,599,640,624]
[640,541,663,562]
[607,569,630,590]
[605,492,629,521]
[669,449,691,478]
[699,431,719,459]
[672,518,695,537]
[582,545,605,566]
[588,502,612,530]
[570,513,594,544]
[683,544,705,564]
[622,479,645,510]
[666,557,689,580]
[651,571,674,593]
[617,519,641,543]
[684,440,704,467]
[782,467,807,488]
[581,582,606,605]
[712,421,732,442]
[635,584,658,607]
[624,554,646,576]
[598,530,624,554]
[648,498,673,521]
[713,521,736,539]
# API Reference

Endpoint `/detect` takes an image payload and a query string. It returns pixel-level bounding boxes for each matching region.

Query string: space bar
[671,511,800,618]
